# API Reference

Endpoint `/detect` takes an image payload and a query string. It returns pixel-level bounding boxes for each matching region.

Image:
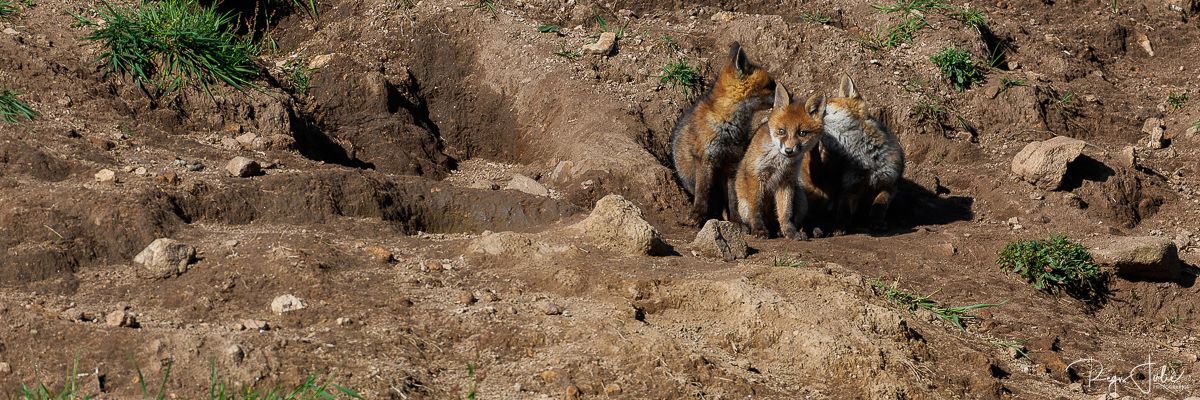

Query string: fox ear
[839,74,859,99]
[730,42,750,77]
[805,94,827,118]
[774,85,791,107]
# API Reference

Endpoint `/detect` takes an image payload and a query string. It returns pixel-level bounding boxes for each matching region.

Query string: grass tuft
[660,58,699,97]
[998,77,1026,94]
[0,0,17,17]
[773,253,809,268]
[77,0,258,100]
[929,46,980,91]
[872,0,950,15]
[1167,91,1188,110]
[536,24,560,33]
[799,10,832,24]
[950,6,987,28]
[0,89,36,123]
[878,15,926,49]
[19,359,83,400]
[284,58,315,95]
[869,278,1004,330]
[553,42,581,60]
[997,235,1106,300]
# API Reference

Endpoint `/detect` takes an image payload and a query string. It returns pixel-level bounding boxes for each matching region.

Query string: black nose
[782,147,795,155]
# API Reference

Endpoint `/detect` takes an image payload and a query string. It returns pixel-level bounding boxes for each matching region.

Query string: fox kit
[804,75,904,233]
[671,42,776,226]
[735,86,825,240]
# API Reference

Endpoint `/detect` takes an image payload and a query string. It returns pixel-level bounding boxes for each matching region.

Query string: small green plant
[773,253,809,268]
[929,46,980,91]
[1167,92,1188,110]
[911,93,948,131]
[594,14,629,39]
[872,0,949,15]
[800,10,832,24]
[1192,119,1200,131]
[464,0,495,14]
[77,0,258,99]
[284,58,315,95]
[869,278,1003,330]
[987,337,1029,358]
[0,0,17,17]
[661,59,699,96]
[19,359,85,400]
[950,6,987,28]
[0,89,36,123]
[658,34,682,53]
[553,42,581,60]
[1167,315,1186,327]
[463,363,479,400]
[997,235,1106,300]
[536,24,560,33]
[1109,0,1119,13]
[878,15,926,49]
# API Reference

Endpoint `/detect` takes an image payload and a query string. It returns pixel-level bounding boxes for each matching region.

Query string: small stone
[270,294,306,315]
[1134,31,1154,56]
[94,169,116,183]
[240,319,269,331]
[336,317,352,326]
[308,53,336,70]
[604,383,622,395]
[133,238,196,279]
[1186,124,1199,137]
[1143,118,1167,149]
[1089,236,1181,281]
[538,301,563,315]
[365,246,393,263]
[90,137,115,151]
[458,290,477,306]
[2,28,17,35]
[540,369,560,384]
[565,385,582,400]
[1010,136,1086,190]
[690,219,748,261]
[479,291,500,302]
[710,11,735,22]
[223,239,239,247]
[235,133,258,147]
[0,362,10,375]
[157,171,179,185]
[581,31,617,56]
[225,156,262,178]
[133,167,147,175]
[185,162,204,172]
[505,174,550,197]
[1117,146,1137,168]
[576,195,667,255]
[226,344,245,363]
[105,310,137,328]
[550,160,576,182]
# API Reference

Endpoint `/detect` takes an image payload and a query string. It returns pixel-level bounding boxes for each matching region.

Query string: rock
[604,383,622,395]
[479,291,500,302]
[235,132,258,147]
[576,195,667,255]
[1134,31,1154,56]
[132,238,196,279]
[538,301,563,315]
[308,53,337,70]
[0,362,9,375]
[225,156,262,177]
[2,28,17,35]
[226,344,245,363]
[1187,124,1199,137]
[690,219,748,261]
[1010,136,1086,190]
[336,317,352,326]
[468,231,534,256]
[133,166,147,175]
[1143,118,1166,149]
[565,385,582,400]
[550,160,577,182]
[457,290,477,306]
[270,294,306,315]
[105,310,137,328]
[1089,236,1181,281]
[505,174,550,197]
[581,31,617,56]
[94,169,116,183]
[710,11,735,22]
[365,246,393,263]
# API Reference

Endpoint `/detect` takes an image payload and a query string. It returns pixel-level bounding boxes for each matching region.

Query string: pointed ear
[839,74,859,99]
[774,85,791,107]
[729,42,749,78]
[805,94,827,118]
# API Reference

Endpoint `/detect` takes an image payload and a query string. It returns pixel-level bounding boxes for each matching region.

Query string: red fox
[735,86,825,239]
[803,75,904,234]
[670,42,776,226]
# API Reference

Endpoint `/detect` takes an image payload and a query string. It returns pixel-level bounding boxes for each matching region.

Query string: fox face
[716,42,776,108]
[767,85,826,158]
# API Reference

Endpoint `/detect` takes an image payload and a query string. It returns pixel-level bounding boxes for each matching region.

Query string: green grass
[284,58,315,95]
[553,42,581,60]
[950,6,987,28]
[1167,92,1188,110]
[998,77,1026,94]
[19,360,84,400]
[987,337,1029,358]
[878,15,926,49]
[773,253,810,268]
[0,0,17,17]
[910,93,948,129]
[660,58,699,96]
[1193,119,1200,131]
[930,46,980,91]
[463,363,478,400]
[536,24,560,33]
[594,14,629,39]
[799,10,832,24]
[464,0,496,14]
[77,0,258,99]
[872,0,950,15]
[869,278,1004,330]
[0,89,36,123]
[997,235,1106,300]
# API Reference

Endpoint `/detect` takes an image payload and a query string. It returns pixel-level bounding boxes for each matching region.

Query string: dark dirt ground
[2,0,1200,398]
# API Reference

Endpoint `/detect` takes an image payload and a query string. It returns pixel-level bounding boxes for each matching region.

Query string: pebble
[336,317,352,326]
[365,246,394,263]
[134,167,147,175]
[2,28,17,35]
[458,290,477,306]
[604,383,622,395]
[226,156,262,177]
[0,362,10,375]
[105,310,137,328]
[270,294,306,315]
[226,344,245,363]
[94,169,116,183]
[239,319,270,331]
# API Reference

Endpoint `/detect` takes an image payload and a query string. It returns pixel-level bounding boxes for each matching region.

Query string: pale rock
[133,238,196,278]
[1010,136,1086,190]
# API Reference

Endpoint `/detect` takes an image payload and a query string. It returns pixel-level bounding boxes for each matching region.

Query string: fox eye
[798,130,808,137]
[775,128,786,136]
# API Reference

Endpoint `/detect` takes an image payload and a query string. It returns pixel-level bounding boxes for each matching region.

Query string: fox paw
[789,230,810,241]
[750,227,770,239]
[811,227,827,238]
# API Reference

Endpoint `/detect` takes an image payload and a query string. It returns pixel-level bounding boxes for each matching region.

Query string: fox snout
[780,144,798,157]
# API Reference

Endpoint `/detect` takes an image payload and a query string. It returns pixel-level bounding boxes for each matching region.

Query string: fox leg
[738,184,768,238]
[724,173,740,223]
[868,187,895,231]
[775,185,807,240]
[689,160,716,227]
